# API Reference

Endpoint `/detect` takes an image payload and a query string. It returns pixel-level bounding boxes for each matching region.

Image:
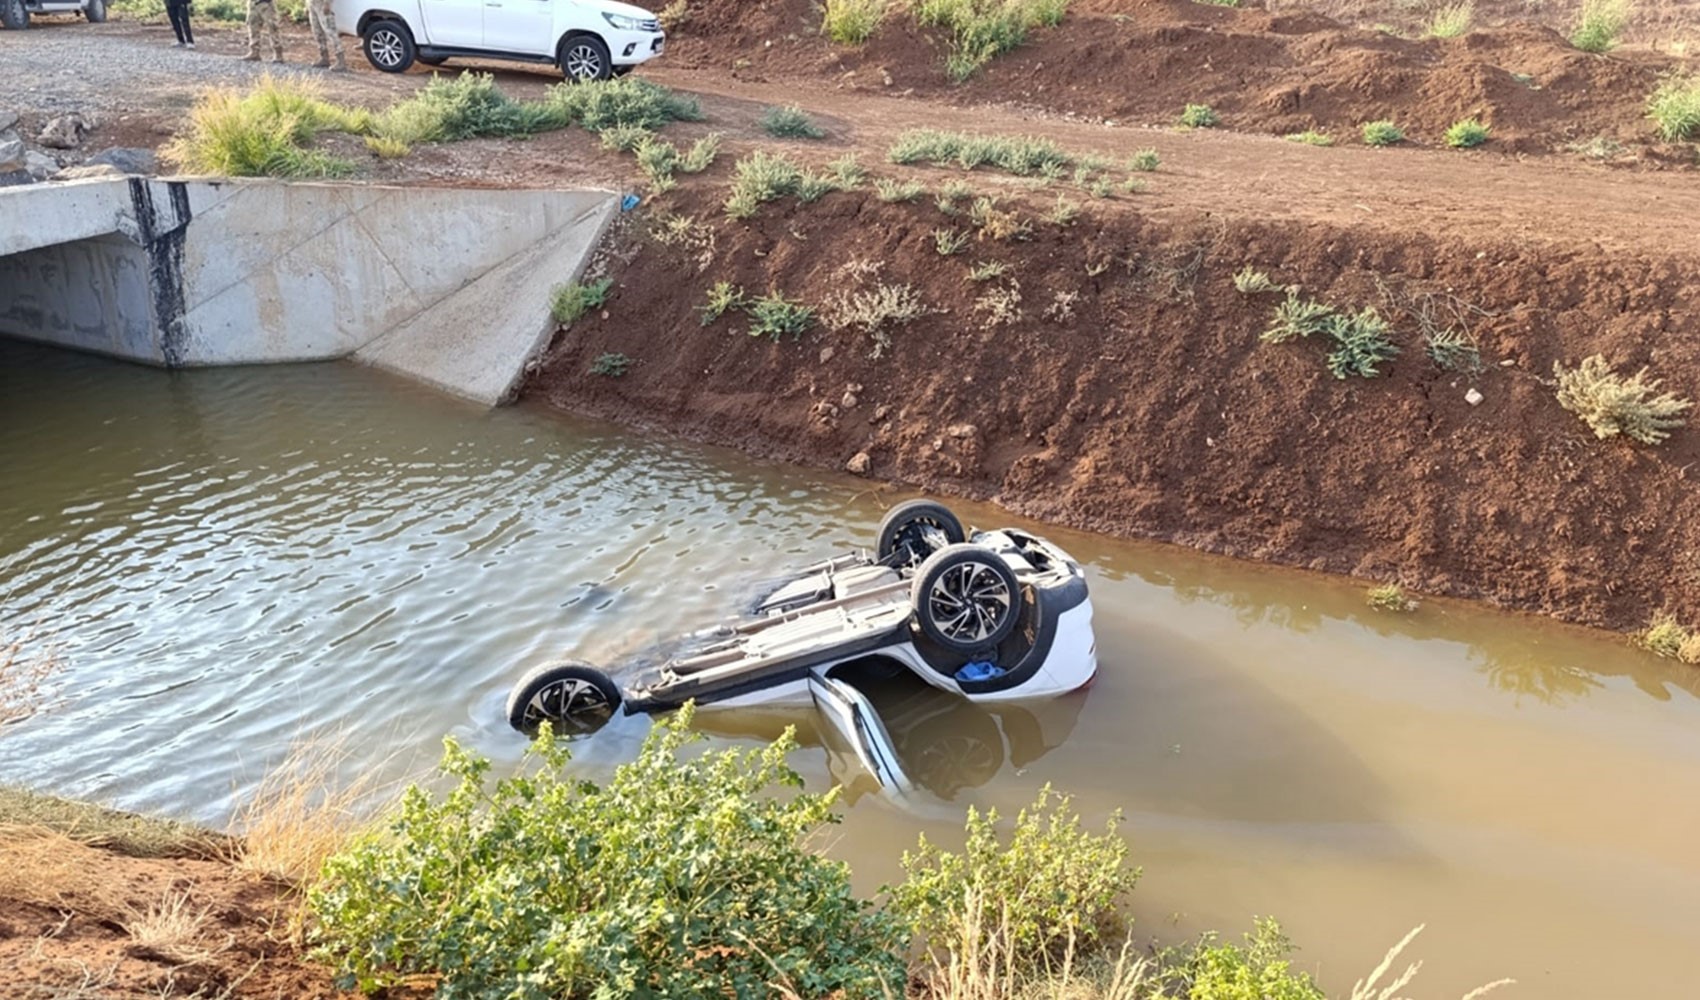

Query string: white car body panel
[333,0,664,70]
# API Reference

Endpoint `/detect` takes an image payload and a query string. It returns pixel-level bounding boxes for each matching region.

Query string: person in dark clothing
[166,0,195,48]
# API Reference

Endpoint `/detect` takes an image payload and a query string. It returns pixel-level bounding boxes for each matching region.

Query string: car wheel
[506,660,622,736]
[84,0,106,22]
[362,19,416,73]
[912,544,1021,654]
[1,0,29,30]
[877,499,966,565]
[558,34,612,82]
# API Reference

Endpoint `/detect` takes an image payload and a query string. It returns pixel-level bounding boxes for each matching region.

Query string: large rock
[38,114,91,150]
[84,147,157,175]
[23,150,57,181]
[0,138,23,173]
[0,110,18,133]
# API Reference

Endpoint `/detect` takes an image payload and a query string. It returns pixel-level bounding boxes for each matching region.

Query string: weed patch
[551,278,613,325]
[590,352,631,376]
[973,280,1024,327]
[724,151,845,218]
[1286,129,1335,146]
[1647,74,1700,141]
[1425,328,1484,372]
[1232,266,1279,293]
[746,291,816,339]
[164,75,365,178]
[1367,584,1418,612]
[699,281,744,326]
[760,104,827,139]
[1424,0,1473,38]
[545,75,703,132]
[933,228,971,255]
[375,72,566,145]
[889,128,1073,175]
[967,196,1033,241]
[1180,103,1220,128]
[1571,0,1632,53]
[915,0,1072,82]
[1263,292,1399,379]
[1361,120,1405,146]
[1444,117,1491,148]
[968,260,1009,282]
[1127,148,1160,171]
[823,0,888,45]
[875,177,926,202]
[1553,355,1692,445]
[824,279,933,358]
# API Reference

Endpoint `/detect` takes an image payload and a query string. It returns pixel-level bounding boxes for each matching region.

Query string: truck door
[421,0,482,47]
[809,668,914,797]
[481,0,554,55]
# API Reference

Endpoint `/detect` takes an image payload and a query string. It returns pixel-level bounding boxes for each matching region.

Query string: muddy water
[2,340,1697,998]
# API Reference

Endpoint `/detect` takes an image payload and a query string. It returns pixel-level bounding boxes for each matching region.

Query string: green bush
[889,785,1136,968]
[163,77,366,178]
[1367,584,1417,613]
[914,0,1071,82]
[1444,117,1490,148]
[1571,0,1632,53]
[1553,354,1692,445]
[550,278,612,325]
[1285,129,1334,146]
[888,128,1073,175]
[1361,120,1404,146]
[1180,103,1220,128]
[1162,919,1325,1000]
[699,281,744,326]
[823,0,889,45]
[544,76,703,133]
[746,292,816,340]
[1423,0,1473,38]
[308,709,904,999]
[1424,328,1483,372]
[1262,292,1398,379]
[1647,74,1700,141]
[724,150,808,217]
[874,177,926,202]
[1127,148,1161,171]
[589,352,631,377]
[760,104,827,139]
[376,72,567,145]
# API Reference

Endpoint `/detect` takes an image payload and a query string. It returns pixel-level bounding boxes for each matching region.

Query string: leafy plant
[1647,73,1700,141]
[597,123,654,152]
[1424,0,1473,38]
[889,785,1136,968]
[915,0,1071,82]
[1180,104,1220,128]
[1162,919,1325,1000]
[550,278,612,325]
[1571,0,1633,53]
[1636,614,1700,664]
[974,282,1024,327]
[1367,584,1417,613]
[967,196,1032,241]
[544,76,703,132]
[875,177,926,202]
[1088,176,1115,198]
[824,283,932,358]
[724,150,806,217]
[1127,148,1161,171]
[1285,129,1335,146]
[163,75,365,178]
[889,128,1073,176]
[1048,195,1082,226]
[1262,290,1334,343]
[1361,120,1405,146]
[375,72,568,145]
[828,153,868,188]
[679,132,722,173]
[968,260,1009,282]
[747,291,816,340]
[363,135,410,159]
[760,104,827,139]
[699,281,744,326]
[1444,117,1491,148]
[658,0,689,30]
[590,352,631,376]
[935,179,974,214]
[933,228,971,255]
[1553,355,1692,445]
[308,708,906,1000]
[823,0,888,44]
[1232,266,1278,293]
[1424,328,1483,372]
[1323,307,1399,379]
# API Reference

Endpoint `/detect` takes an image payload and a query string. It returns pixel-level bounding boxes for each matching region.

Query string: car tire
[1,0,29,30]
[506,660,622,736]
[912,544,1021,654]
[362,19,416,73]
[84,0,107,21]
[558,33,613,82]
[877,499,966,565]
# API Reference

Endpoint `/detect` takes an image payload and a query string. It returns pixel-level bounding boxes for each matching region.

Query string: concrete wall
[0,178,618,405]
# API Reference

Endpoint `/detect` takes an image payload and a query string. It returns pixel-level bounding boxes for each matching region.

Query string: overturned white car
[507,500,1097,792]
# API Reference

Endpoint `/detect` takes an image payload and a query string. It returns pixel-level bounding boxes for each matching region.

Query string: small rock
[0,110,18,133]
[819,346,835,364]
[931,438,944,451]
[52,164,124,181]
[946,423,977,439]
[38,114,90,150]
[841,392,858,409]
[0,138,23,173]
[1465,388,1484,406]
[84,147,157,175]
[845,452,871,475]
[872,404,890,421]
[23,151,56,181]
[1499,359,1516,367]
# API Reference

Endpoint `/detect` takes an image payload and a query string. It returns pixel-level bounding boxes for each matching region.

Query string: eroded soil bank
[526,181,1700,634]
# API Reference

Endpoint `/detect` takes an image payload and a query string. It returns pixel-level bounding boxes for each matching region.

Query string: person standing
[165,0,195,48]
[241,0,284,63]
[306,0,346,71]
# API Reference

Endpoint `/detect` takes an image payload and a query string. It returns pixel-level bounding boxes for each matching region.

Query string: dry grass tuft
[233,736,378,887]
[0,827,133,917]
[122,889,229,966]
[1350,924,1514,1000]
[916,889,1155,1000]
[0,786,227,859]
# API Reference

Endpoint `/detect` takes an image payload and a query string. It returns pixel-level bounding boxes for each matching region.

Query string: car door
[809,668,915,797]
[421,0,483,47]
[481,0,555,55]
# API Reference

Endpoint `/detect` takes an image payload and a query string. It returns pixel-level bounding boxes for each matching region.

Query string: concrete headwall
[0,178,618,405]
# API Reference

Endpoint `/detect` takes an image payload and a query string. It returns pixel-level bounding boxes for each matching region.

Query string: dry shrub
[0,828,132,917]
[233,736,378,887]
[122,889,228,965]
[1553,355,1692,446]
[823,283,933,358]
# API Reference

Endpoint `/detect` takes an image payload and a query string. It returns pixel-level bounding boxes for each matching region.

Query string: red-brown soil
[0,832,389,999]
[668,0,1696,162]
[526,172,1700,635]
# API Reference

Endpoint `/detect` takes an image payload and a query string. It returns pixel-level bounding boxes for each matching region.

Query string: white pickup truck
[1,0,106,29]
[332,0,665,79]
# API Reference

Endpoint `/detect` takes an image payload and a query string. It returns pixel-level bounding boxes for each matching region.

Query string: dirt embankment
[527,180,1700,634]
[668,0,1696,163]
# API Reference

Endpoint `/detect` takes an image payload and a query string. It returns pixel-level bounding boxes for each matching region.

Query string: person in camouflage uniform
[306,0,347,70]
[241,0,284,62]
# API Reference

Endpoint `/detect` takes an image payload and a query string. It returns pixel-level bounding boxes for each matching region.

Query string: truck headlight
[603,12,643,30]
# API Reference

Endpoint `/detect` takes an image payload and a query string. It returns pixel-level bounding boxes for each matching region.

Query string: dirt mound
[668,0,1690,159]
[526,180,1700,634]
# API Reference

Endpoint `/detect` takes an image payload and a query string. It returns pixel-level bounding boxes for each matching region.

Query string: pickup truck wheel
[506,660,622,736]
[1,0,28,30]
[84,0,106,21]
[559,34,612,82]
[362,19,415,73]
[877,499,966,566]
[913,544,1021,654]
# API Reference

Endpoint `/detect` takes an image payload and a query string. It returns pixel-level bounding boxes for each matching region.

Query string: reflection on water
[4,339,1700,1000]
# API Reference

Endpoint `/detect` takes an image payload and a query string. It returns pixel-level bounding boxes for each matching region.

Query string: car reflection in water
[694,657,1088,804]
